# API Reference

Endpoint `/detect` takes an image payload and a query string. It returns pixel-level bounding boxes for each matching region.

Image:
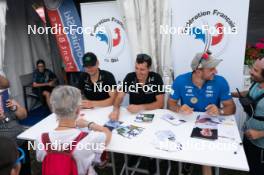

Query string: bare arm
[141,94,164,110]
[48,78,57,87]
[108,92,126,121]
[127,94,165,113]
[245,129,264,140]
[231,91,248,98]
[91,90,116,107]
[167,97,193,114]
[32,82,49,88]
[90,123,112,145]
[112,91,126,111]
[221,99,236,115]
[6,100,27,120]
[167,98,180,112]
[32,78,56,88]
[76,119,112,145]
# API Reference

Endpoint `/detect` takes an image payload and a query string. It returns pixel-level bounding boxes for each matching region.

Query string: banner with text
[44,0,84,72]
[80,2,133,84]
[170,0,250,90]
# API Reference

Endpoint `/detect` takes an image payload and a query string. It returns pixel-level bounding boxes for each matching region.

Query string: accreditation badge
[190,97,198,104]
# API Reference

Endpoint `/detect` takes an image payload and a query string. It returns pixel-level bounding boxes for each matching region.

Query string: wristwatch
[87,122,95,130]
[10,105,17,112]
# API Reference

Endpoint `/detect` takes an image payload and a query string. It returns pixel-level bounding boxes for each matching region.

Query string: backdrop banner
[80,1,133,84]
[44,0,84,72]
[170,0,250,91]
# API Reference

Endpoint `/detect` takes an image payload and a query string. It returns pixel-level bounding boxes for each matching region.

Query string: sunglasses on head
[195,51,212,70]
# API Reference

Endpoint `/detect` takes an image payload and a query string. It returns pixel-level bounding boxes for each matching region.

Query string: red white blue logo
[184,10,237,57]
[92,18,126,63]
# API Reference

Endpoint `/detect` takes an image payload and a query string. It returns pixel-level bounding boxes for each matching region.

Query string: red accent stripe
[47,10,78,72]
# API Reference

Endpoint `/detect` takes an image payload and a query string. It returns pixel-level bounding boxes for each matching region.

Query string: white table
[18,106,249,174]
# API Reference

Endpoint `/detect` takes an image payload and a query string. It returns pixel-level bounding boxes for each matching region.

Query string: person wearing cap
[168,51,235,175]
[78,52,117,108]
[232,57,264,175]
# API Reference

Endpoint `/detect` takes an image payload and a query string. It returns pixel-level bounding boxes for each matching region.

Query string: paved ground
[30,151,249,175]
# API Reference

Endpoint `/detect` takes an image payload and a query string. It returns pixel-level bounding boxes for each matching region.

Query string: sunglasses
[195,51,211,70]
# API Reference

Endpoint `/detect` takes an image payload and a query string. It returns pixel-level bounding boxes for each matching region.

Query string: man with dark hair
[32,59,57,110]
[109,53,164,120]
[109,53,164,174]
[78,52,117,108]
[168,52,235,115]
[168,51,235,175]
[232,57,264,175]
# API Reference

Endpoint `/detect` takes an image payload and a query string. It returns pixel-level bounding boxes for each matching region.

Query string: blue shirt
[245,83,264,148]
[170,72,232,112]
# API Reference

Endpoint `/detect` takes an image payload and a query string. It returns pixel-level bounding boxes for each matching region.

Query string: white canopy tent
[0,0,7,74]
[0,0,260,132]
[1,0,64,105]
[0,0,173,105]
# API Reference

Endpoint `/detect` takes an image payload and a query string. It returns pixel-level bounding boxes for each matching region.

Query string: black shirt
[123,72,164,104]
[32,69,56,83]
[78,69,116,101]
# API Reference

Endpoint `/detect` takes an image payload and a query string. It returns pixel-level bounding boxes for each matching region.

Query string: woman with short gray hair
[50,85,82,119]
[36,85,111,175]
